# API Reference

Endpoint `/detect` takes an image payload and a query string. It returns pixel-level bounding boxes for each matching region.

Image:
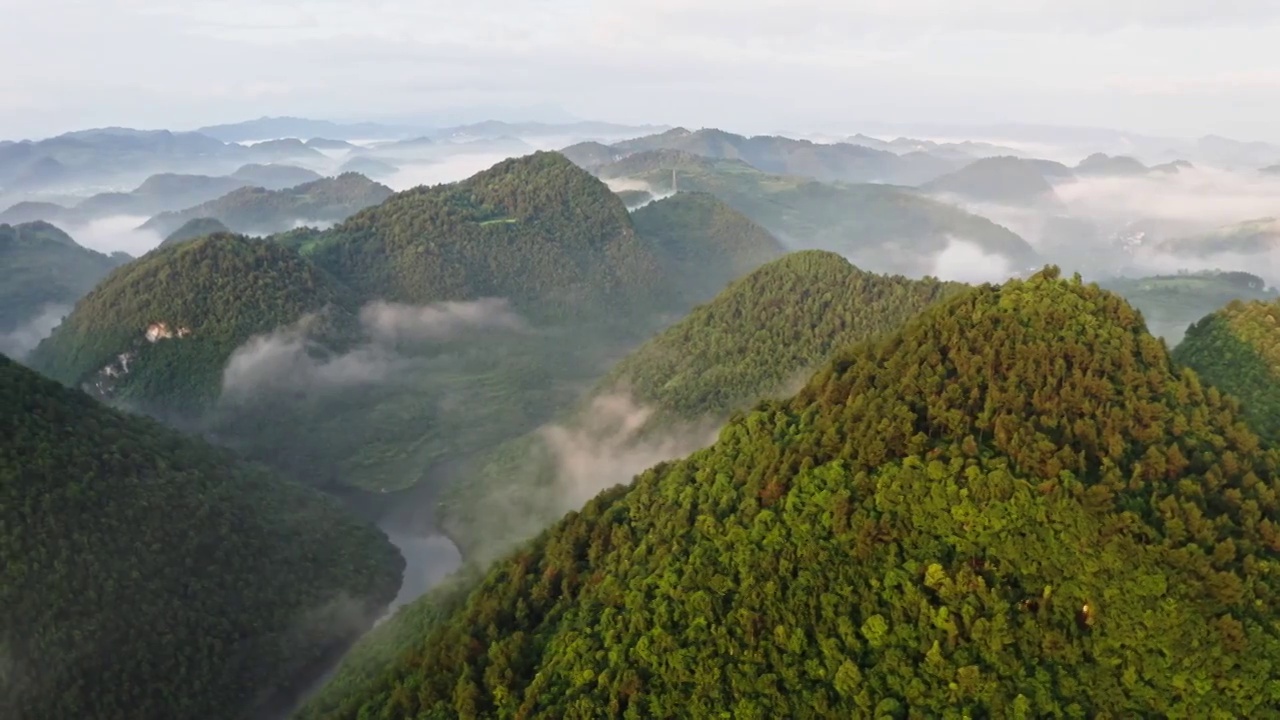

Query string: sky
[5,0,1280,141]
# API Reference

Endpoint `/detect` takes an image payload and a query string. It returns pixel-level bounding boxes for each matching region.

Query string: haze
[7,0,1280,140]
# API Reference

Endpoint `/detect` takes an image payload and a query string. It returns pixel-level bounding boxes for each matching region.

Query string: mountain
[603,127,959,185]
[0,200,72,225]
[1099,270,1277,344]
[597,150,1039,277]
[305,152,669,321]
[629,191,785,304]
[161,216,231,246]
[229,162,324,189]
[614,188,653,208]
[1074,152,1150,176]
[76,173,246,218]
[29,233,353,415]
[0,221,126,351]
[0,128,239,192]
[1174,297,1280,441]
[304,268,1280,718]
[140,173,393,237]
[305,137,359,150]
[1159,217,1280,257]
[921,156,1063,207]
[197,116,426,142]
[337,156,398,179]
[242,138,327,163]
[442,251,964,560]
[559,140,623,169]
[0,354,402,720]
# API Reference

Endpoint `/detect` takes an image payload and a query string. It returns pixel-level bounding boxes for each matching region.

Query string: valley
[8,105,1280,718]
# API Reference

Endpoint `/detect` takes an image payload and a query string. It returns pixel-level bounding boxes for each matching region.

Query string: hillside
[598,150,1039,277]
[141,173,393,237]
[1074,152,1150,176]
[1174,298,1280,441]
[304,268,1280,718]
[629,191,785,304]
[0,354,402,720]
[306,152,668,321]
[1159,217,1280,257]
[29,233,352,415]
[443,251,964,561]
[0,221,126,347]
[606,127,959,185]
[161,216,231,246]
[229,162,323,188]
[1099,270,1278,344]
[921,156,1063,207]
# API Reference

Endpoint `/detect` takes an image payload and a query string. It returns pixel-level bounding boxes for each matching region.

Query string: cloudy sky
[5,0,1280,140]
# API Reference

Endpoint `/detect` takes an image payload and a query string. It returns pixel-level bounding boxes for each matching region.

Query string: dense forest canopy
[0,354,403,720]
[442,251,965,565]
[29,233,353,416]
[1174,297,1280,442]
[0,221,126,335]
[141,172,393,237]
[304,269,1280,718]
[596,150,1039,278]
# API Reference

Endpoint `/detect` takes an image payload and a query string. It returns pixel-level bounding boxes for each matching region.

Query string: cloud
[360,298,524,344]
[0,304,70,359]
[931,236,1017,284]
[64,216,161,256]
[540,392,719,509]
[221,298,524,401]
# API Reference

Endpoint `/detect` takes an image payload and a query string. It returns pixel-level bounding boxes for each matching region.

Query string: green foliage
[603,250,962,420]
[1175,298,1280,441]
[1101,270,1278,345]
[0,354,403,720]
[0,221,125,333]
[160,216,231,247]
[598,150,1039,277]
[308,152,667,323]
[629,191,785,306]
[443,251,962,566]
[304,270,1280,718]
[142,172,392,237]
[29,233,352,415]
[921,156,1062,207]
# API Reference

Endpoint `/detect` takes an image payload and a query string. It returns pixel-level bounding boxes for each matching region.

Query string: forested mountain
[580,127,960,185]
[597,150,1039,277]
[921,156,1064,207]
[161,217,232,246]
[1099,270,1278,344]
[629,191,785,304]
[306,152,670,322]
[304,269,1280,718]
[1174,297,1280,441]
[0,221,126,341]
[443,251,964,561]
[1159,217,1280,257]
[0,128,235,192]
[29,233,352,415]
[0,354,402,720]
[1074,152,1151,176]
[141,173,393,237]
[228,162,324,188]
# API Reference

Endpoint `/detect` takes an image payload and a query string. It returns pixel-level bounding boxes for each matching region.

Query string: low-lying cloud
[66,215,162,256]
[931,236,1017,284]
[0,304,69,359]
[541,391,719,509]
[220,298,524,401]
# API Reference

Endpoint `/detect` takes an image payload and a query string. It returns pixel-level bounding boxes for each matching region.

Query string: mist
[64,215,162,256]
[383,153,522,191]
[221,298,525,401]
[931,236,1017,284]
[604,178,675,209]
[0,304,70,359]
